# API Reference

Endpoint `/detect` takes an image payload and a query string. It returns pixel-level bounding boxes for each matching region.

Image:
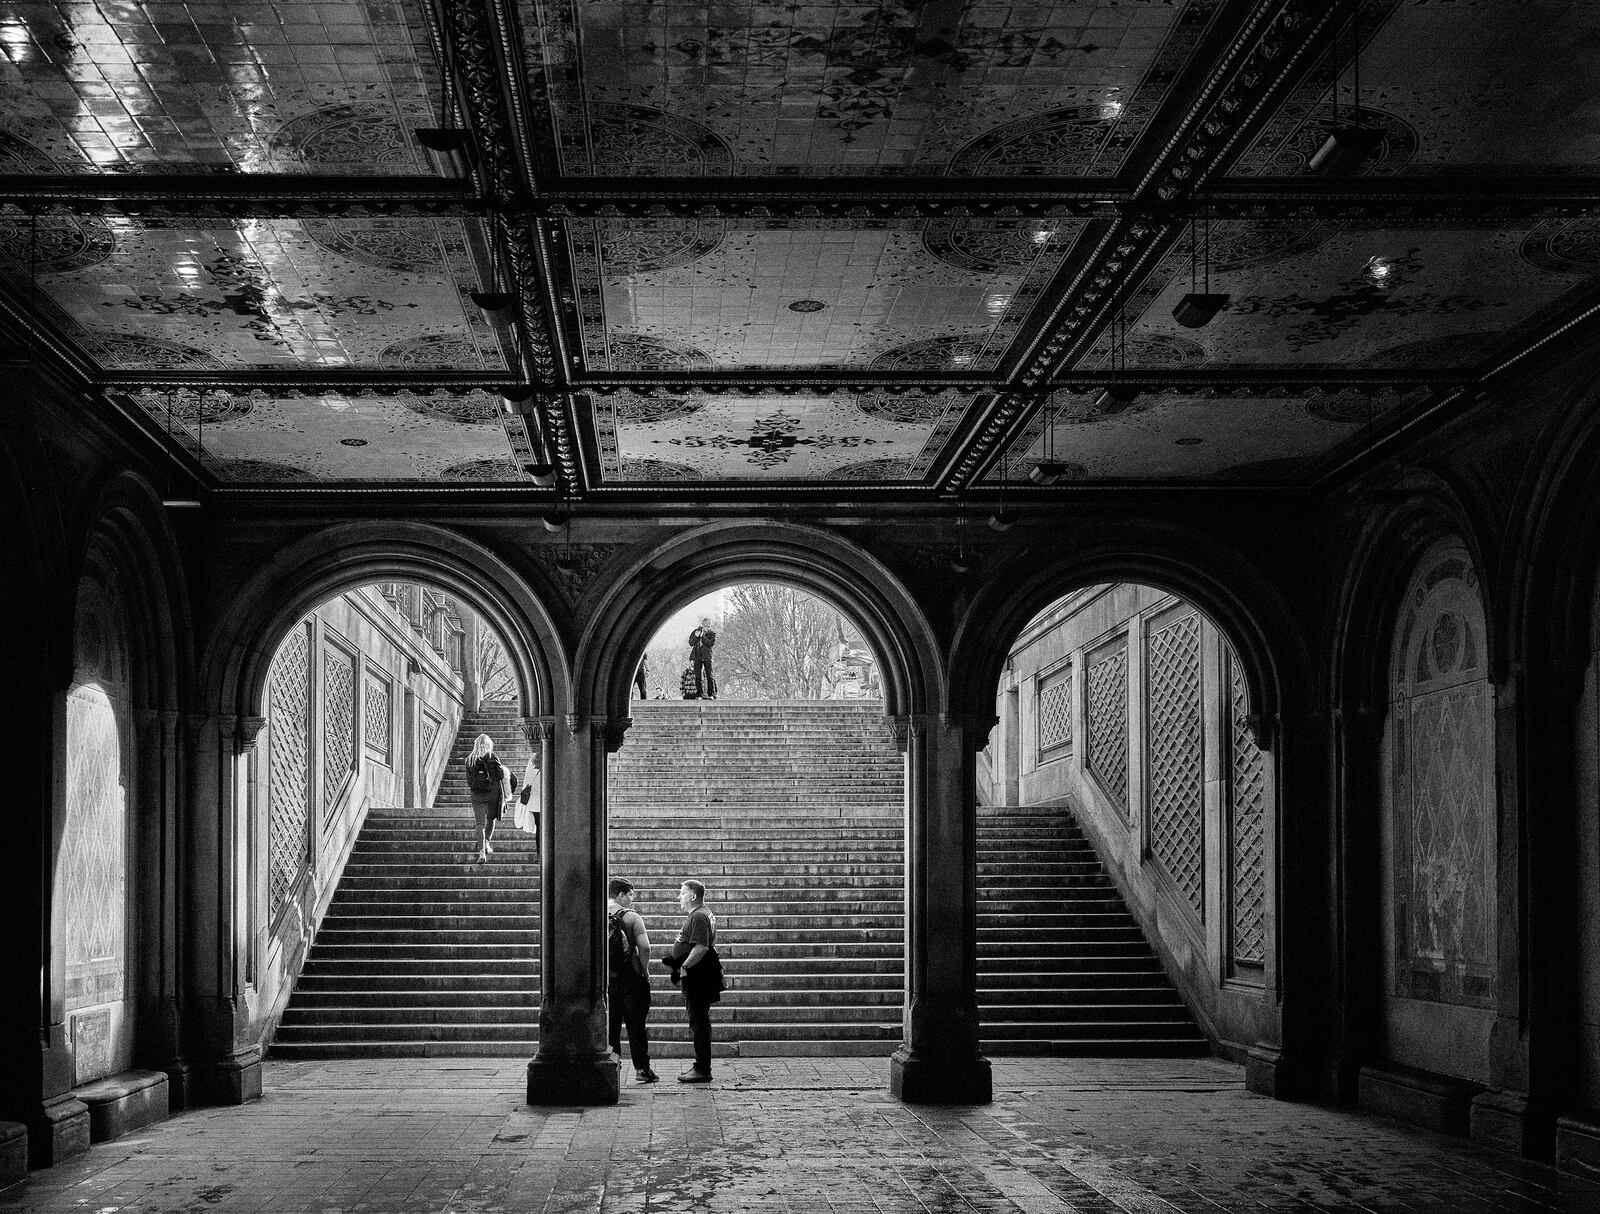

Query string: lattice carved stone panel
[1147,613,1204,917]
[63,685,127,1009]
[1085,643,1129,813]
[268,625,311,919]
[1229,655,1268,967]
[1037,666,1072,756]
[323,646,356,816]
[421,710,442,763]
[364,674,391,759]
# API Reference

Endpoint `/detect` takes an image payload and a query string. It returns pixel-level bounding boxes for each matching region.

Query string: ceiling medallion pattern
[17,218,506,372]
[80,331,223,372]
[528,0,1225,175]
[570,219,1069,372]
[267,104,422,174]
[598,220,726,274]
[604,334,713,373]
[595,391,967,483]
[1232,101,1420,179]
[0,0,440,173]
[1519,220,1600,273]
[213,459,320,483]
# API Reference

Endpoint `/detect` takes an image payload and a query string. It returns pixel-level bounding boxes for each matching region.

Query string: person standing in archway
[689,618,717,700]
[663,879,722,1083]
[464,733,511,865]
[607,878,658,1084]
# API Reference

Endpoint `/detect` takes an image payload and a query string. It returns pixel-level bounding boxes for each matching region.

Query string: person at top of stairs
[464,733,512,865]
[689,618,717,699]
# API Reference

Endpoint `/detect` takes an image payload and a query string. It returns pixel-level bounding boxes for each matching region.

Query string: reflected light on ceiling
[1362,255,1397,287]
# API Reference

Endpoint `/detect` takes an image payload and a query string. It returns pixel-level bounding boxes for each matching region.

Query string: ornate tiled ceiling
[0,0,1597,496]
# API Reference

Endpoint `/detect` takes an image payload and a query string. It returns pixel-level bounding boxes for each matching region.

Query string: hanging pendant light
[415,18,475,176]
[1173,201,1229,328]
[1310,0,1382,176]
[1030,392,1066,485]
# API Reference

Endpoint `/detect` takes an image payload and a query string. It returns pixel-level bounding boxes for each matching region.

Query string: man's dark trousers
[685,991,712,1073]
[608,974,652,1071]
[693,658,714,699]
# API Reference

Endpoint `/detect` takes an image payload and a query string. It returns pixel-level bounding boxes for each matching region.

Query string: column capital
[235,715,268,754]
[521,716,557,745]
[1244,711,1276,751]
[940,711,998,752]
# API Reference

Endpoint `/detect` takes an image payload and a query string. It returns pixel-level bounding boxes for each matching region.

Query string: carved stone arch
[200,521,568,722]
[572,521,941,724]
[75,472,195,712]
[1329,478,1499,721]
[946,523,1305,741]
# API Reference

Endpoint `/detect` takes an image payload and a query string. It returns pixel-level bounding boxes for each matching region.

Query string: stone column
[526,714,622,1105]
[181,713,262,1106]
[135,707,189,1109]
[888,712,993,1103]
[457,601,483,712]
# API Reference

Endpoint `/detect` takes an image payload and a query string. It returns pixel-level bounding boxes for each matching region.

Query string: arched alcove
[1377,538,1497,1085]
[194,522,566,1093]
[963,577,1282,1061]
[51,473,191,1113]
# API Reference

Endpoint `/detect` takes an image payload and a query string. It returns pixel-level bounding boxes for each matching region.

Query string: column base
[1471,1088,1550,1159]
[0,1121,26,1188]
[28,1094,89,1170]
[198,1048,262,1106]
[1556,1113,1600,1183]
[1359,1063,1480,1137]
[526,1053,619,1106]
[888,1046,992,1104]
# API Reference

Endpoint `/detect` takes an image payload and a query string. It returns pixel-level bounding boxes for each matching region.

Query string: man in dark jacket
[662,879,718,1082]
[688,618,716,699]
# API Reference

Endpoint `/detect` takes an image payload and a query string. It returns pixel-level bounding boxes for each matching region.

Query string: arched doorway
[977,581,1277,1057]
[252,579,540,1058]
[606,581,902,1071]
[198,522,566,1093]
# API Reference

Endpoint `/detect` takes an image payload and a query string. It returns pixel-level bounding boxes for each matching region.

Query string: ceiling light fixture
[1361,255,1397,287]
[1173,199,1228,328]
[472,215,516,327]
[1093,296,1140,416]
[989,418,1017,531]
[1310,0,1381,176]
[1030,391,1064,485]
[414,33,474,176]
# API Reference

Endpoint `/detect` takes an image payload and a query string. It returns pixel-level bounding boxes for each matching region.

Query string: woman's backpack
[468,754,500,795]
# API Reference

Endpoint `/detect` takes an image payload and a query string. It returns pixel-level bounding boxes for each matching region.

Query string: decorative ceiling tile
[522,0,1227,176]
[570,218,1081,371]
[990,391,1409,483]
[1097,224,1600,371]
[1,218,506,370]
[0,0,444,173]
[127,389,528,483]
[1234,0,1600,176]
[593,390,968,482]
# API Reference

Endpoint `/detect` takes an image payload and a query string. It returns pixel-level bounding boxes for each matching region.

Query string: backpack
[608,908,646,980]
[468,753,500,795]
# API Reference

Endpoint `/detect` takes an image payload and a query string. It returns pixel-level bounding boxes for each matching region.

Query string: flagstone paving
[4,1058,1597,1213]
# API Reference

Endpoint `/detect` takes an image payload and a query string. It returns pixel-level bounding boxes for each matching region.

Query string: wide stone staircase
[271,700,1206,1059]
[271,704,538,1058]
[608,701,905,1057]
[977,805,1207,1055]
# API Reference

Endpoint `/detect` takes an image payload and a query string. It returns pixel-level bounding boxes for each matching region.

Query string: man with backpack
[607,878,658,1084]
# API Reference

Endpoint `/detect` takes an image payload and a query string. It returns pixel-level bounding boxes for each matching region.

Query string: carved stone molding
[529,542,623,605]
[888,714,910,754]
[1243,712,1276,752]
[943,712,1000,752]
[521,716,557,745]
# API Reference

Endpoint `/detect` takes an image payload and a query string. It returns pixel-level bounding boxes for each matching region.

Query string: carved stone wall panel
[364,672,392,759]
[1228,652,1268,968]
[63,684,128,1012]
[1085,641,1129,815]
[322,644,356,820]
[1037,664,1072,758]
[1146,612,1204,917]
[1387,542,1496,1008]
[268,624,312,919]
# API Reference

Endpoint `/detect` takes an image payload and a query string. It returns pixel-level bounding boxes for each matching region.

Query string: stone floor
[5,1058,1599,1213]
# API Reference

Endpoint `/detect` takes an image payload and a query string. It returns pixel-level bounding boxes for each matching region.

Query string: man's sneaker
[677,1068,712,1084]
[636,1068,659,1084]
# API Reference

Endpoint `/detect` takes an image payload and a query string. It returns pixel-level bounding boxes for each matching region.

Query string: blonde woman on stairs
[464,733,511,864]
